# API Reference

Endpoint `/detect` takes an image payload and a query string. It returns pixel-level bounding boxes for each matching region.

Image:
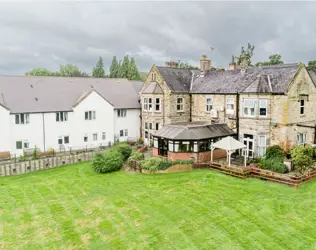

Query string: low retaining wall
[0,150,106,177]
[193,163,316,188]
[142,164,192,174]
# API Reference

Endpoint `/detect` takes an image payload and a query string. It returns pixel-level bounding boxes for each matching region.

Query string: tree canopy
[109,56,120,78]
[255,54,284,66]
[26,65,87,77]
[92,57,106,78]
[237,43,255,66]
[128,57,141,80]
[119,55,130,78]
[307,60,316,73]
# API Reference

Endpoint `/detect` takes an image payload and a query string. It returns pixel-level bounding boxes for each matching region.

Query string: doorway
[158,138,168,157]
[242,134,254,158]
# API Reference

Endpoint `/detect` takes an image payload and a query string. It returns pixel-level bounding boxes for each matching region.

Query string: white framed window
[206,97,212,112]
[56,112,68,122]
[148,98,152,111]
[259,99,267,117]
[177,97,184,111]
[16,141,23,149]
[102,132,106,140]
[149,123,152,130]
[120,130,124,137]
[143,98,148,111]
[297,133,307,145]
[84,135,88,142]
[226,98,234,114]
[155,123,159,130]
[93,133,98,141]
[117,109,127,117]
[155,98,161,112]
[15,114,30,124]
[145,122,148,130]
[300,99,305,115]
[124,129,128,136]
[85,111,96,120]
[153,138,158,148]
[174,141,179,152]
[168,141,174,152]
[243,99,255,117]
[258,135,267,157]
[58,136,69,145]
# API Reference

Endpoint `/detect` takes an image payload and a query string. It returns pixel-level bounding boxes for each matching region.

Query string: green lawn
[1,163,316,249]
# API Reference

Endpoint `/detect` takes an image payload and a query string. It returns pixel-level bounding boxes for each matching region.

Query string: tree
[255,54,283,66]
[291,145,314,175]
[237,43,255,66]
[25,68,56,76]
[119,55,130,78]
[109,56,120,78]
[59,64,85,77]
[127,57,141,80]
[307,60,316,73]
[92,57,105,78]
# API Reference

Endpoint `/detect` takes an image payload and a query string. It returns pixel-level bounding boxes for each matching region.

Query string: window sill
[176,110,185,113]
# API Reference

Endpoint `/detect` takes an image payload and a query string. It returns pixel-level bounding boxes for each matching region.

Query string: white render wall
[0,106,11,153]
[0,91,141,156]
[114,108,140,142]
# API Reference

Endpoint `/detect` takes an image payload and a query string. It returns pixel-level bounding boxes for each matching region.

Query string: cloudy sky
[0,1,316,75]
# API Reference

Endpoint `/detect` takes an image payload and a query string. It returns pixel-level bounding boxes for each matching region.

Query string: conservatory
[152,122,236,163]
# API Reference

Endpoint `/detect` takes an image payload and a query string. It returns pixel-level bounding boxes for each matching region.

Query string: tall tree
[237,43,255,66]
[59,64,84,77]
[92,57,105,78]
[127,57,141,80]
[307,60,316,73]
[109,56,120,78]
[119,55,130,78]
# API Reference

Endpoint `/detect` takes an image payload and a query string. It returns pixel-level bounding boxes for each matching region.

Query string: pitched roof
[130,80,144,94]
[156,66,199,93]
[308,71,316,86]
[212,136,246,151]
[142,82,163,94]
[153,121,236,140]
[0,76,141,113]
[191,63,300,94]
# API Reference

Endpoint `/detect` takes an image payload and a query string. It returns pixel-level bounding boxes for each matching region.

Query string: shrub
[127,151,145,165]
[141,157,172,172]
[259,157,288,174]
[92,150,123,173]
[173,159,194,165]
[291,145,314,175]
[113,143,132,161]
[32,146,39,160]
[265,145,285,160]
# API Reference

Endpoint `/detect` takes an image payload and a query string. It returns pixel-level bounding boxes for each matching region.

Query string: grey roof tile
[191,63,300,94]
[153,122,235,140]
[156,66,199,92]
[308,71,316,87]
[0,76,141,113]
[142,82,163,94]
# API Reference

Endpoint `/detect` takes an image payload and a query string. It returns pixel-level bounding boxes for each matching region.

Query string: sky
[0,1,316,75]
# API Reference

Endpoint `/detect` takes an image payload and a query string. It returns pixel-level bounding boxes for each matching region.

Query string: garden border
[193,163,316,188]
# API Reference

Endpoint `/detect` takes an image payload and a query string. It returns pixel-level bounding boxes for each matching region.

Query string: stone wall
[0,150,104,177]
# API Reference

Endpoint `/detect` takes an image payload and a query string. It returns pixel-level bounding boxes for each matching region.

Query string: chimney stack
[228,55,237,70]
[200,55,211,77]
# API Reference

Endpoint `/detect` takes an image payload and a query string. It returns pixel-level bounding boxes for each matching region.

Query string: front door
[242,134,254,158]
[158,138,168,157]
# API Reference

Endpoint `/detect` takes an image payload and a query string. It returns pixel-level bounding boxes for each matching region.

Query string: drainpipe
[189,94,192,122]
[42,113,46,151]
[236,92,240,140]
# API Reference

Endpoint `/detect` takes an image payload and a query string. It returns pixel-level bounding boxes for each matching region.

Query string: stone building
[140,56,316,159]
